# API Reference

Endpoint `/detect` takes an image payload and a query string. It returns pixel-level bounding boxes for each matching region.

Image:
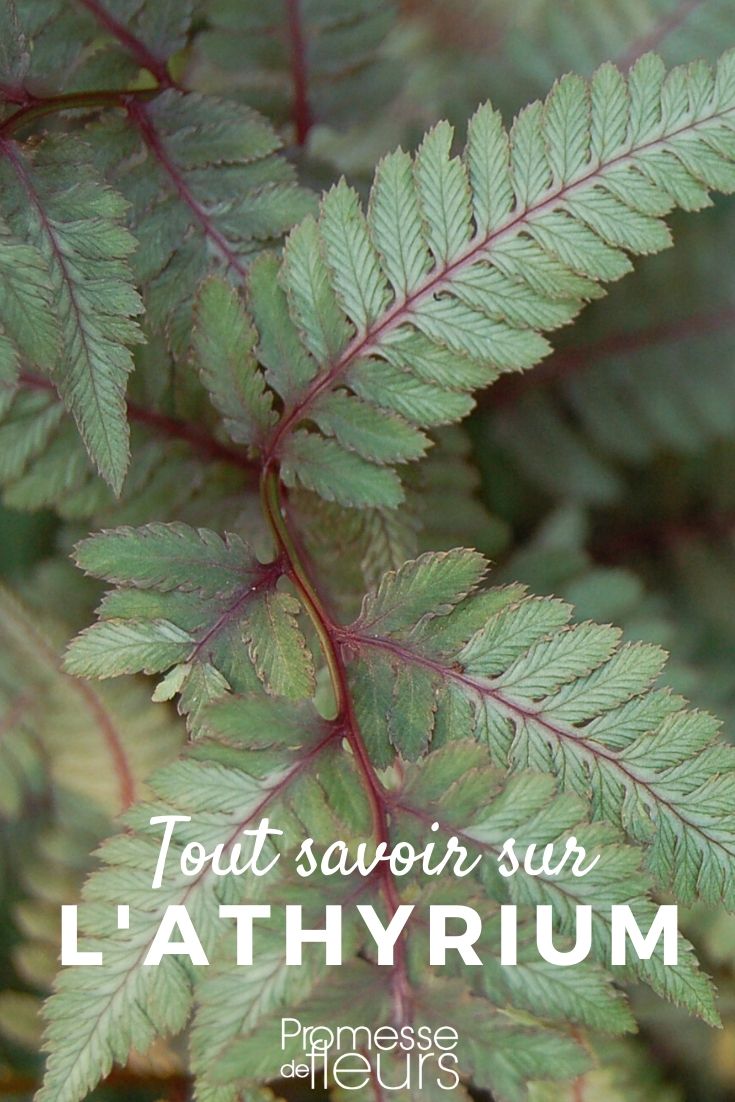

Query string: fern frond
[394,742,713,1017]
[0,136,143,492]
[342,550,735,911]
[193,277,277,448]
[529,1037,683,1101]
[67,522,735,923]
[242,50,735,508]
[65,523,315,721]
[409,0,734,135]
[0,217,57,394]
[490,498,735,766]
[503,0,733,96]
[0,373,265,534]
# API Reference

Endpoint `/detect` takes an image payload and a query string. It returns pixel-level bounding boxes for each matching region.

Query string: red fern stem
[261,464,413,1026]
[0,87,163,138]
[285,0,313,146]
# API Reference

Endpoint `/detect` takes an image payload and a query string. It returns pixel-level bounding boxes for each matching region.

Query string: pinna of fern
[198,48,735,513]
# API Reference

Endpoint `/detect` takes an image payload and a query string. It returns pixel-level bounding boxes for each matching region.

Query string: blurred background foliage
[2,0,735,1099]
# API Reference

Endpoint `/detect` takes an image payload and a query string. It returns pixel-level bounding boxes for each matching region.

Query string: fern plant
[2,2,735,1101]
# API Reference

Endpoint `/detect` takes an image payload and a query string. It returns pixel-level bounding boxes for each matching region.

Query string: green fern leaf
[346,551,735,912]
[235,49,735,509]
[193,277,276,447]
[74,523,261,596]
[310,390,430,464]
[0,137,143,492]
[280,430,404,508]
[65,523,315,715]
[243,591,316,700]
[0,585,181,814]
[0,332,18,415]
[0,0,190,99]
[65,618,195,679]
[248,251,317,402]
[0,217,57,367]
